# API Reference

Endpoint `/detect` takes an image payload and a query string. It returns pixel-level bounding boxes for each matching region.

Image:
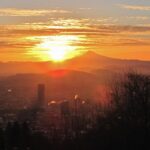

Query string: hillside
[0,51,149,75]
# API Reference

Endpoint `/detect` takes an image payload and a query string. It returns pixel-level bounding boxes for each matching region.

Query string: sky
[0,0,150,61]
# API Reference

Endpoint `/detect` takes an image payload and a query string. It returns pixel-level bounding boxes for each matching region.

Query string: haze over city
[0,1,150,150]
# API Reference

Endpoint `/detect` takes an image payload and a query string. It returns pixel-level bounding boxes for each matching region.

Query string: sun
[31,35,83,62]
[49,46,66,61]
[48,45,73,62]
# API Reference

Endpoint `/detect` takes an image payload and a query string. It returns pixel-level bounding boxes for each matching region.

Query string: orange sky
[0,1,150,61]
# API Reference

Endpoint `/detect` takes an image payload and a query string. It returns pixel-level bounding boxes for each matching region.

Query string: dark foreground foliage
[0,72,149,150]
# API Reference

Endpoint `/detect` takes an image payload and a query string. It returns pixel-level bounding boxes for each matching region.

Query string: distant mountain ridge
[0,70,101,102]
[0,51,149,75]
[0,52,149,103]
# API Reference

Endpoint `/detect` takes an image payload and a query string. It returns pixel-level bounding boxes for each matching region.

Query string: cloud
[2,23,150,37]
[79,8,92,10]
[0,18,150,60]
[0,39,40,49]
[126,16,149,20]
[0,8,71,17]
[119,4,150,11]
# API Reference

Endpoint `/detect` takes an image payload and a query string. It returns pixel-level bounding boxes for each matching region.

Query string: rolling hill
[0,51,149,75]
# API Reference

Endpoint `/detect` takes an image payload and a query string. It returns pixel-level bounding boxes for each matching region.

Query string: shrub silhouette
[0,72,149,150]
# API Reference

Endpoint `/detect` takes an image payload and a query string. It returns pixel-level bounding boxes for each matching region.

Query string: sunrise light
[29,35,83,62]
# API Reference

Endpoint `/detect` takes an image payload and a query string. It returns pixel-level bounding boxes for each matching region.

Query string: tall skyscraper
[37,84,45,107]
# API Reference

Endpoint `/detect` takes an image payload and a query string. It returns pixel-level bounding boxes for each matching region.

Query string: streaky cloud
[119,4,150,11]
[0,8,71,17]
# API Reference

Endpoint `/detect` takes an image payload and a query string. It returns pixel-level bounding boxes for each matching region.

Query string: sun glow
[31,35,83,62]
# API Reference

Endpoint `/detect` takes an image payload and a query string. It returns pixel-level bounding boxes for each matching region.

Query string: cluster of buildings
[34,84,101,139]
[0,83,102,140]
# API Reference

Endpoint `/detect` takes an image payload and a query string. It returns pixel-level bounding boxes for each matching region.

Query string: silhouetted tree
[0,127,5,150]
[11,121,21,149]
[110,72,150,149]
[21,121,31,149]
[5,122,13,150]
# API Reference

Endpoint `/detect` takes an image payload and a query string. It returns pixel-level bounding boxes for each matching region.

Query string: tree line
[0,72,149,150]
